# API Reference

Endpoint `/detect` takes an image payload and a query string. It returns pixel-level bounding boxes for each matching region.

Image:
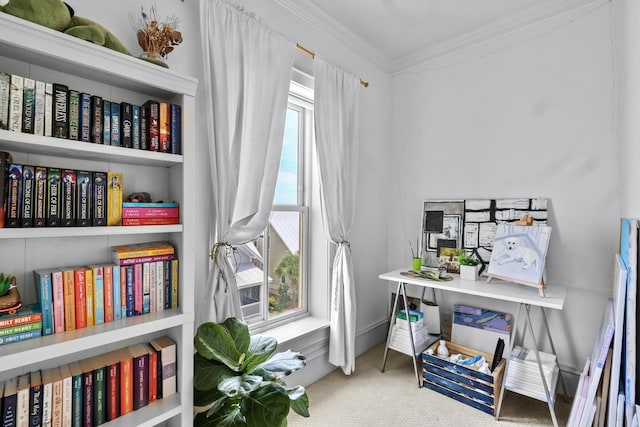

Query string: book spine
[102,99,110,145]
[117,253,174,266]
[0,72,10,129]
[21,78,35,134]
[92,366,106,426]
[42,379,52,427]
[33,270,54,336]
[159,102,170,152]
[123,218,180,227]
[60,169,76,227]
[122,207,179,218]
[106,362,119,421]
[33,80,45,136]
[33,166,47,227]
[147,345,157,403]
[17,375,29,427]
[92,266,104,325]
[46,168,61,227]
[120,102,132,148]
[21,164,34,227]
[0,329,42,345]
[51,374,62,427]
[84,267,94,327]
[111,245,175,260]
[149,262,156,313]
[122,202,179,208]
[134,263,143,316]
[60,369,72,427]
[67,89,79,140]
[112,265,121,321]
[90,95,102,143]
[160,339,177,396]
[75,170,91,226]
[125,265,134,317]
[51,270,65,333]
[44,83,53,137]
[52,84,68,139]
[120,266,127,318]
[110,102,120,146]
[0,151,11,228]
[171,258,178,308]
[9,74,24,132]
[91,171,106,226]
[0,312,43,329]
[79,93,91,142]
[170,103,181,154]
[73,268,87,329]
[142,263,151,314]
[140,103,148,150]
[132,105,140,149]
[3,391,17,426]
[6,163,22,228]
[82,371,93,427]
[0,321,42,337]
[119,356,133,416]
[164,260,171,309]
[103,265,114,323]
[106,171,122,226]
[155,261,164,312]
[133,353,149,410]
[71,373,82,427]
[144,100,159,151]
[30,379,44,427]
[61,269,75,331]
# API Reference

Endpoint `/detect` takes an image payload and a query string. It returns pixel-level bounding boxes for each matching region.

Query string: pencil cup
[412,257,422,271]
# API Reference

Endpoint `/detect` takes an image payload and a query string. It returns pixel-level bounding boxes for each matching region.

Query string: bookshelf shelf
[0,12,196,427]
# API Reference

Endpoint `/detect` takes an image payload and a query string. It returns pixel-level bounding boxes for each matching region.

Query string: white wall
[389,1,618,381]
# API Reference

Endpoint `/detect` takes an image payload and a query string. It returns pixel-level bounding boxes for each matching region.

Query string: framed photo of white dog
[487,223,552,292]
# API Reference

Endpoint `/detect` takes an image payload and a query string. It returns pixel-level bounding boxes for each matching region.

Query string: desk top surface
[379,269,566,310]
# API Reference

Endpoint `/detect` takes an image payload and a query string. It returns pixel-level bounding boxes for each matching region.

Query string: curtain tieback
[338,241,351,248]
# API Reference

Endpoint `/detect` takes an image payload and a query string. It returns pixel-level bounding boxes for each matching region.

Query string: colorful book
[159,102,170,152]
[110,102,120,147]
[91,357,106,426]
[21,78,35,135]
[0,329,42,345]
[67,89,80,140]
[122,202,179,208]
[102,99,110,145]
[46,168,61,227]
[0,151,13,228]
[142,262,151,314]
[73,267,87,329]
[90,95,102,143]
[33,166,47,227]
[58,365,72,427]
[129,343,149,410]
[163,260,171,309]
[104,352,120,422]
[149,336,177,397]
[6,163,22,228]
[111,264,121,321]
[78,359,93,427]
[60,169,76,227]
[143,100,159,151]
[120,102,132,148]
[118,348,133,416]
[122,217,180,226]
[134,263,143,316]
[111,241,175,260]
[84,267,94,327]
[3,376,18,427]
[116,254,174,266]
[9,74,23,132]
[79,93,91,142]
[33,80,45,136]
[124,265,134,317]
[44,83,53,137]
[75,170,91,227]
[140,102,148,150]
[60,267,76,331]
[146,343,157,403]
[132,104,140,149]
[50,367,62,427]
[0,72,10,130]
[87,265,104,325]
[171,258,179,308]
[16,373,30,427]
[67,362,83,427]
[119,266,127,319]
[32,269,54,336]
[122,206,179,218]
[149,261,156,313]
[51,270,65,334]
[0,303,42,329]
[0,321,41,337]
[170,103,181,154]
[52,83,68,139]
[40,368,54,427]
[106,171,122,226]
[91,171,106,226]
[20,164,35,227]
[155,261,164,312]
[103,265,114,323]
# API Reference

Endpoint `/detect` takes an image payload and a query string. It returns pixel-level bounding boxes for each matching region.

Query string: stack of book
[122,202,179,226]
[388,309,436,356]
[0,303,43,345]
[504,345,559,404]
[0,336,176,426]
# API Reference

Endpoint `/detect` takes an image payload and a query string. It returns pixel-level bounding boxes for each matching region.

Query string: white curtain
[313,57,361,375]
[198,0,295,325]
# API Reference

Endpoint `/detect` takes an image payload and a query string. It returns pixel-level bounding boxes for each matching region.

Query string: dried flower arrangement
[131,6,183,68]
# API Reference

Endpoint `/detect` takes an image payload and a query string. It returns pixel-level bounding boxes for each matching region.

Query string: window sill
[261,316,329,347]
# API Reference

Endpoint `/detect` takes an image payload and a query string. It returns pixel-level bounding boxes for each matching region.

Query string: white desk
[379,268,567,426]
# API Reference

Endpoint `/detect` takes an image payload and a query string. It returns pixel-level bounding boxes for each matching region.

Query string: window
[235,76,315,328]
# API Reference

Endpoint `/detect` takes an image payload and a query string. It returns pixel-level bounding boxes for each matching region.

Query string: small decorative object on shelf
[131,5,183,68]
[458,252,480,281]
[0,275,22,314]
[437,339,449,357]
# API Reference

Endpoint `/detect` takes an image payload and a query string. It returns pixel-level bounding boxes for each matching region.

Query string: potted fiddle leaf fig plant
[458,252,480,281]
[194,317,310,427]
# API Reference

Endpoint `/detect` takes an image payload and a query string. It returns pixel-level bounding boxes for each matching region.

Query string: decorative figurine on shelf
[131,5,183,68]
[437,340,449,358]
[126,191,152,203]
[0,273,22,315]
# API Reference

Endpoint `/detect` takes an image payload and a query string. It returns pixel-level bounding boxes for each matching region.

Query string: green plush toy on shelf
[0,0,129,55]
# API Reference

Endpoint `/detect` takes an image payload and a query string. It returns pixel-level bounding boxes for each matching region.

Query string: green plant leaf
[251,350,306,380]
[218,374,263,398]
[288,387,309,418]
[243,335,277,372]
[222,317,251,354]
[195,322,242,371]
[242,383,290,427]
[194,385,224,407]
[195,405,247,427]
[194,353,237,391]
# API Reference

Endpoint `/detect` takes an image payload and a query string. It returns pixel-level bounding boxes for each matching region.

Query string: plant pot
[459,264,479,281]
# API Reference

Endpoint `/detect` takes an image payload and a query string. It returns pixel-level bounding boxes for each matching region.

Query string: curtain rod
[296,43,369,88]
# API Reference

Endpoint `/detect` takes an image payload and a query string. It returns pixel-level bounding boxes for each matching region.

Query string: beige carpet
[288,344,571,427]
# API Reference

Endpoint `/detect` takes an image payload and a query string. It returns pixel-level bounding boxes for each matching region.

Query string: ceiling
[275,0,597,73]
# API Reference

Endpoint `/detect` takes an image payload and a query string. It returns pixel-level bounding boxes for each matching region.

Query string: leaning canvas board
[608,254,628,427]
[567,358,591,427]
[620,218,637,427]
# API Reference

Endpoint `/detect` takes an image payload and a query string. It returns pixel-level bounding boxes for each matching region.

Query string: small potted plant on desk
[458,253,480,281]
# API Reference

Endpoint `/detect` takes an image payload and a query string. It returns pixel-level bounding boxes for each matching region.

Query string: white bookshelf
[0,12,197,427]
